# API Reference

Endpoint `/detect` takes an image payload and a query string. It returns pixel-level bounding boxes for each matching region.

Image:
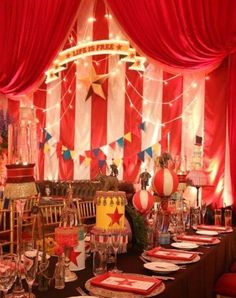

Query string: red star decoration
[129,53,135,59]
[69,249,81,266]
[106,207,123,226]
[117,279,136,286]
[116,44,122,50]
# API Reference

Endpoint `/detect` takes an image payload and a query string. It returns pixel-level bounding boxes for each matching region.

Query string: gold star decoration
[79,64,109,101]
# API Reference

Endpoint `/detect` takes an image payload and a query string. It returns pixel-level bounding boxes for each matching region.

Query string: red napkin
[90,272,162,295]
[176,234,215,243]
[146,246,197,261]
[197,224,228,232]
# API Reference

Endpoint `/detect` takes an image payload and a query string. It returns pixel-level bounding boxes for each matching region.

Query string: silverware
[76,286,88,296]
[152,275,175,281]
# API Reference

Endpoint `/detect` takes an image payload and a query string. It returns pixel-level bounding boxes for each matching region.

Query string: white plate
[171,242,199,250]
[144,261,180,274]
[196,230,218,236]
[142,252,201,265]
[173,236,220,246]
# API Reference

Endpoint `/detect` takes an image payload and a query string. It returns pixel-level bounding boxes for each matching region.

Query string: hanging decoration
[132,190,154,215]
[45,40,146,83]
[79,64,109,101]
[152,153,179,197]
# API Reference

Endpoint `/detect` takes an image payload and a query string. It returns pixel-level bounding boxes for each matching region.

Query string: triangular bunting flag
[63,149,71,160]
[139,121,146,131]
[98,159,106,169]
[92,148,100,157]
[44,129,52,142]
[137,151,145,162]
[79,155,85,165]
[152,143,160,154]
[43,143,50,154]
[145,147,153,158]
[100,145,109,156]
[124,132,132,142]
[114,158,121,167]
[117,137,124,148]
[109,142,116,150]
[85,157,92,166]
[70,150,76,160]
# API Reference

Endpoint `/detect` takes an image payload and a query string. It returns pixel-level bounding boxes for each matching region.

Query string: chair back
[75,199,96,231]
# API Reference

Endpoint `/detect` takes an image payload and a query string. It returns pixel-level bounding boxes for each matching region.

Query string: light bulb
[87,17,96,23]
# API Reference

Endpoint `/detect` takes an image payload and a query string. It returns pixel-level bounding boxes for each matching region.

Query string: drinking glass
[214,209,222,226]
[92,249,107,276]
[201,202,207,224]
[224,209,232,228]
[0,254,17,298]
[170,212,178,235]
[191,207,200,228]
[23,241,39,298]
[111,234,122,273]
[182,203,189,232]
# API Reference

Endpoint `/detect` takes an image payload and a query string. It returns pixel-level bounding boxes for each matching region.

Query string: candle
[167,131,170,153]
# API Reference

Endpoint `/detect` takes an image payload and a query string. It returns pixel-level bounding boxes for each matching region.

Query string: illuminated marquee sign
[45,40,146,83]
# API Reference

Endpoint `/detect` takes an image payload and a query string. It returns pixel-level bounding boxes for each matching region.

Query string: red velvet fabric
[228,54,236,213]
[0,0,81,99]
[215,273,236,297]
[107,0,236,70]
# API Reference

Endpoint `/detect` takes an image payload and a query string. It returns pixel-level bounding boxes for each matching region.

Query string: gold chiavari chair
[39,202,64,237]
[0,205,14,253]
[74,199,96,232]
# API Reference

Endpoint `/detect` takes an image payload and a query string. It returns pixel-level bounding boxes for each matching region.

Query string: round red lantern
[152,168,179,197]
[132,190,154,215]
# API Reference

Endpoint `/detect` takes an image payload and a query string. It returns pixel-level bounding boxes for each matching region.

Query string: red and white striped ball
[132,190,154,215]
[152,168,179,197]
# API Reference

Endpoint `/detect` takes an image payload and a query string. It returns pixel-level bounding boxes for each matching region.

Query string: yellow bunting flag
[152,143,160,154]
[85,157,92,166]
[70,150,76,160]
[124,132,132,142]
[44,143,50,153]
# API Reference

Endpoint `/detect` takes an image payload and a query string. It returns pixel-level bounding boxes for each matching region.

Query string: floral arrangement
[0,110,12,155]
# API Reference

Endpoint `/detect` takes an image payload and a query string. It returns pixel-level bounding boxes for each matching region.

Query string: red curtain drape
[0,0,81,99]
[107,0,236,207]
[107,0,236,70]
[228,53,236,213]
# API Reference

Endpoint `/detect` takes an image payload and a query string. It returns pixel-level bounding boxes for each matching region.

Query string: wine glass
[170,211,178,235]
[0,254,17,298]
[111,233,122,273]
[23,241,39,298]
[182,203,189,232]
[201,202,207,224]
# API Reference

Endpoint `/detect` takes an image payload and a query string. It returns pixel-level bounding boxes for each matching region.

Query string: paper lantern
[152,168,179,197]
[132,190,154,215]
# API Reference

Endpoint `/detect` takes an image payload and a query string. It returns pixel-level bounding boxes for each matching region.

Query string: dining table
[31,228,236,298]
